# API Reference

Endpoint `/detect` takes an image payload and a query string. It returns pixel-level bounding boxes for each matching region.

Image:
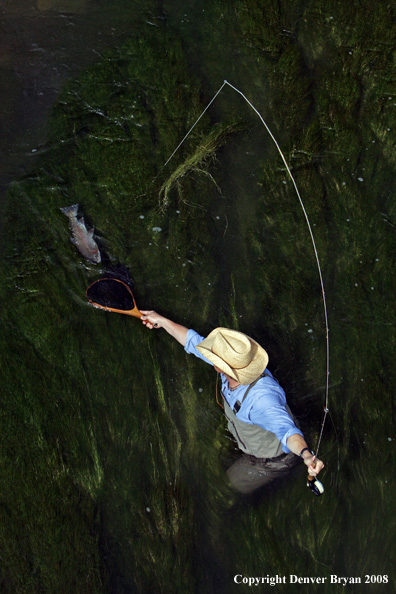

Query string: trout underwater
[60,203,101,264]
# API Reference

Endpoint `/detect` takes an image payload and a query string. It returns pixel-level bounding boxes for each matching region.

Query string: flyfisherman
[140,310,324,495]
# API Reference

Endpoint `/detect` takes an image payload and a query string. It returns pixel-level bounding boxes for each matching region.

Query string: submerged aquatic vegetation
[0,24,220,594]
[1,1,396,593]
[158,121,244,210]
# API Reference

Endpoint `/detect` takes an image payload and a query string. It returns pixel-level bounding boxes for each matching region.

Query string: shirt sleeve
[248,394,304,453]
[184,329,214,366]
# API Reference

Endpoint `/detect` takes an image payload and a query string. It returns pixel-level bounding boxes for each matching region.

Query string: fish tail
[60,203,79,217]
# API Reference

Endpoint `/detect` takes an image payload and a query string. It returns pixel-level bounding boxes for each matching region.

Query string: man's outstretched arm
[140,310,188,346]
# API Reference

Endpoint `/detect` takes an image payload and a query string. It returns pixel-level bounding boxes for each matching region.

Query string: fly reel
[307,475,325,497]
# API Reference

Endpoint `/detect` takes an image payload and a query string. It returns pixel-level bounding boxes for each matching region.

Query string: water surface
[1,1,395,593]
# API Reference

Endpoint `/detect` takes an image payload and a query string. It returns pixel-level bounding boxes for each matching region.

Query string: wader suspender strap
[233,373,266,414]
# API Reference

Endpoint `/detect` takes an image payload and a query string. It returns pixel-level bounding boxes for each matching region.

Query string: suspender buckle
[233,401,241,414]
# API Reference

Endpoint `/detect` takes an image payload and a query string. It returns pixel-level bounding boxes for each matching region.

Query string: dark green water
[1,1,396,592]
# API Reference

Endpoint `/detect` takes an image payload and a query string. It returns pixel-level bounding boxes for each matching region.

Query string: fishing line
[162,79,330,462]
[162,80,228,170]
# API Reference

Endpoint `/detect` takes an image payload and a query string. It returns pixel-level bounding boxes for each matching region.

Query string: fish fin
[88,228,94,236]
[60,203,79,216]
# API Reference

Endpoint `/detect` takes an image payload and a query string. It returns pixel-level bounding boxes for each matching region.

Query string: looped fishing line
[161,80,330,458]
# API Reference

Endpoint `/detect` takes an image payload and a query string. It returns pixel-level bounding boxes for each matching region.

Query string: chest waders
[222,375,294,460]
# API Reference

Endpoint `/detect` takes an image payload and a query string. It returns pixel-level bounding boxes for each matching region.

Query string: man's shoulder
[249,374,286,405]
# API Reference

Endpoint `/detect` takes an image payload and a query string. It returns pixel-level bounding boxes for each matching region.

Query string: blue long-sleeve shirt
[184,329,303,453]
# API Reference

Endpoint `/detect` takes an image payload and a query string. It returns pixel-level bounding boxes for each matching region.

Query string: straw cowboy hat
[196,328,269,385]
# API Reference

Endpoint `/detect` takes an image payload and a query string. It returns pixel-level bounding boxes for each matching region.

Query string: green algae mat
[1,2,396,593]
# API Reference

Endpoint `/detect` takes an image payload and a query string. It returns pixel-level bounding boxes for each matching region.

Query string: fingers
[141,320,158,329]
[308,459,324,476]
[140,310,154,323]
[140,310,160,329]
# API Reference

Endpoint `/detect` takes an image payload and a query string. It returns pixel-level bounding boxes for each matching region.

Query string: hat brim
[196,328,269,385]
[196,346,240,381]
